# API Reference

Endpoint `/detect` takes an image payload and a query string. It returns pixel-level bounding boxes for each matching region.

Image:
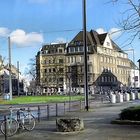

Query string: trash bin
[131,92,135,100]
[110,94,116,103]
[3,93,10,100]
[124,93,130,101]
[137,93,140,99]
[117,93,123,103]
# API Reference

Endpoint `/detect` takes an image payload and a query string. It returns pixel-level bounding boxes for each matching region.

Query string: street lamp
[66,71,71,112]
[83,0,89,111]
[123,49,135,88]
[8,36,12,100]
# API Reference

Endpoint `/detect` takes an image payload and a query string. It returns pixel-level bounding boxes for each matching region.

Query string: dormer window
[106,42,110,46]
[59,49,63,53]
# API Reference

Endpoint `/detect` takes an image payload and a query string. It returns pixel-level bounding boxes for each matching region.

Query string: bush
[119,106,140,121]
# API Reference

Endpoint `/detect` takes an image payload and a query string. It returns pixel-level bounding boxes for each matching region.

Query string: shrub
[119,106,140,121]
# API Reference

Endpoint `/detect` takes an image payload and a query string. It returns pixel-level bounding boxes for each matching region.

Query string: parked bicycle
[0,106,36,137]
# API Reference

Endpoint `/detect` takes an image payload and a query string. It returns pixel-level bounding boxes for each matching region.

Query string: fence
[0,99,86,140]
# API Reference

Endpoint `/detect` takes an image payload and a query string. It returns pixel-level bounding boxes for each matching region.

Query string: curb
[111,119,140,125]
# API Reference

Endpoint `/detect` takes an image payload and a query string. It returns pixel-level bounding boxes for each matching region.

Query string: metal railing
[0,99,85,140]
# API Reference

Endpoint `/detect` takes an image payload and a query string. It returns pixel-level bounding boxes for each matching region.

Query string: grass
[0,95,84,104]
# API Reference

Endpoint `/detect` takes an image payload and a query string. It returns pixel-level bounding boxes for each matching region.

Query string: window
[59,59,63,63]
[49,78,52,82]
[106,42,110,46]
[71,57,73,63]
[80,66,83,73]
[75,47,78,52]
[53,68,56,72]
[49,68,51,73]
[88,65,91,72]
[70,47,75,53]
[102,77,104,82]
[79,46,83,52]
[80,56,83,62]
[87,56,89,61]
[45,78,47,82]
[59,49,63,53]
[88,76,91,82]
[105,77,107,82]
[44,69,47,73]
[59,68,63,73]
[59,77,63,82]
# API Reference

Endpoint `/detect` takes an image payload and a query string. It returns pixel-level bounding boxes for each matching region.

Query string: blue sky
[0,0,140,78]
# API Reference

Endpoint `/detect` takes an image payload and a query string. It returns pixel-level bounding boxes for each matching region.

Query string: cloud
[10,29,44,47]
[109,28,122,39]
[96,27,122,39]
[96,28,106,34]
[0,27,10,37]
[27,0,48,4]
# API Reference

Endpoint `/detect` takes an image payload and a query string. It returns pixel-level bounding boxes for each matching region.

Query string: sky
[0,0,140,79]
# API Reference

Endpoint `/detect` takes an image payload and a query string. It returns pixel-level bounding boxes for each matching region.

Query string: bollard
[38,106,41,122]
[56,103,58,117]
[47,105,50,119]
[28,107,30,113]
[17,110,20,122]
[17,110,21,133]
[69,100,71,112]
[80,100,82,110]
[64,102,66,115]
[4,116,7,140]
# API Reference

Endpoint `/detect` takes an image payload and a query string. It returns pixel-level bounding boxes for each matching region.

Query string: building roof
[98,33,107,45]
[38,29,126,55]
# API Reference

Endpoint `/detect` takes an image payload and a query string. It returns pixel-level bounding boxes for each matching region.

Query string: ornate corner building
[36,30,138,95]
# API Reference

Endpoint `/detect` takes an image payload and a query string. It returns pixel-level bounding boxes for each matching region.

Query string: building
[36,30,139,95]
[0,63,24,96]
[36,43,66,95]
[129,60,140,88]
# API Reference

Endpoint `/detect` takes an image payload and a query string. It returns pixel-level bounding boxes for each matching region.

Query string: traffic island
[56,118,84,132]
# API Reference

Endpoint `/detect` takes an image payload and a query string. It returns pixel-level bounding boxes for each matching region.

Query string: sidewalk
[1,101,140,140]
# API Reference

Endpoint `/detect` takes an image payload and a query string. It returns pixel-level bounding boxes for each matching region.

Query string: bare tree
[0,57,5,95]
[26,58,36,80]
[24,58,36,95]
[109,0,140,46]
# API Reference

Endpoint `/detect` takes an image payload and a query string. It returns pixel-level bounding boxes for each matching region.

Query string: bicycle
[0,107,36,137]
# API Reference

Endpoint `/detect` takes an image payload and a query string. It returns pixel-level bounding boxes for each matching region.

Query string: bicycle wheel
[0,118,19,137]
[23,114,35,131]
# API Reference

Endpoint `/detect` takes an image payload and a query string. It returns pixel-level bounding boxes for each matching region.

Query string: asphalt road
[1,100,140,140]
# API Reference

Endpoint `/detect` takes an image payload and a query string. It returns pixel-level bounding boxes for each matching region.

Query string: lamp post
[67,71,71,112]
[123,49,136,88]
[137,59,140,87]
[8,36,12,100]
[17,61,20,96]
[83,0,89,111]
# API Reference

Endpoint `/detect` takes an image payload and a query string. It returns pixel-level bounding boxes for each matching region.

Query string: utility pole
[83,0,89,111]
[8,36,12,100]
[137,59,140,87]
[17,61,20,96]
[132,49,136,89]
[123,49,135,88]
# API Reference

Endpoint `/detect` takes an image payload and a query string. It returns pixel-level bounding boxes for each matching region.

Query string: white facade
[130,68,140,87]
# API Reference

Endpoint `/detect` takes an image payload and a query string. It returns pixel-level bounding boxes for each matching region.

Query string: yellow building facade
[36,30,133,95]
